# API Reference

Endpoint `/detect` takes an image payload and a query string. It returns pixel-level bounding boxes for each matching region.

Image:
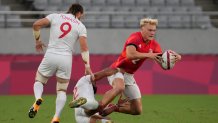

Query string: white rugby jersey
[45,13,87,55]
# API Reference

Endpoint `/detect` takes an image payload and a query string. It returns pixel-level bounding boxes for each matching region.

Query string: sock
[100,119,112,123]
[54,91,66,118]
[34,81,44,100]
[114,106,120,112]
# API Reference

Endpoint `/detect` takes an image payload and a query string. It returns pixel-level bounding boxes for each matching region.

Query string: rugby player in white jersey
[69,68,128,123]
[28,3,94,123]
[71,75,113,123]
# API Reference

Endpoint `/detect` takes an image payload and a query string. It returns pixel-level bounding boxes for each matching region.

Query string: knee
[131,105,142,115]
[133,108,142,115]
[114,84,125,94]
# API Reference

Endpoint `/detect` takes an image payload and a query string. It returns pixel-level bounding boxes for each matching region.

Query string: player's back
[46,13,87,55]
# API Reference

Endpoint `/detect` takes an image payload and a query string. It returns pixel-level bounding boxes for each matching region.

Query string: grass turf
[0,95,218,123]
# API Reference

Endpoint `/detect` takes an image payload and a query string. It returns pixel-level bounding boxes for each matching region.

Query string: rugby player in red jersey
[70,18,181,117]
[98,18,181,116]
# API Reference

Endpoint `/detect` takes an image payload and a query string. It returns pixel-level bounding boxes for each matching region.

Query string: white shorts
[74,75,98,110]
[107,72,141,100]
[38,52,72,79]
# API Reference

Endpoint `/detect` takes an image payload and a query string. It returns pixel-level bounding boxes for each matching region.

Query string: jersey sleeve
[45,14,56,22]
[78,24,87,37]
[126,35,139,49]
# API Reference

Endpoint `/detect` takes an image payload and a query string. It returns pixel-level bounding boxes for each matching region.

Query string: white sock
[34,81,44,99]
[54,91,66,118]
[101,119,111,123]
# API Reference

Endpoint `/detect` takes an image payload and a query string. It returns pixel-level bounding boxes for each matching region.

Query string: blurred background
[0,0,218,95]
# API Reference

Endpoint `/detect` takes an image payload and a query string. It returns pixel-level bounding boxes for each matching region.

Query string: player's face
[141,24,157,41]
[77,12,84,20]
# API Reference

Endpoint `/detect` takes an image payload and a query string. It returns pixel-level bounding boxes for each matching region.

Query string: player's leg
[51,54,72,123]
[75,108,91,123]
[51,77,69,123]
[29,53,57,118]
[98,72,125,109]
[101,74,142,115]
[28,71,49,118]
[113,84,142,115]
[70,75,99,110]
[90,115,114,123]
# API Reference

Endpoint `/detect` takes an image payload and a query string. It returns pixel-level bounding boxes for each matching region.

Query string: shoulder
[47,13,59,17]
[46,13,59,20]
[126,32,141,45]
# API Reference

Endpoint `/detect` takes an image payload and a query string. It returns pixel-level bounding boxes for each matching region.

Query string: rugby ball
[161,50,176,70]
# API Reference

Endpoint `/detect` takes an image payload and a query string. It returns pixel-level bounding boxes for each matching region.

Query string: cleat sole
[69,97,87,108]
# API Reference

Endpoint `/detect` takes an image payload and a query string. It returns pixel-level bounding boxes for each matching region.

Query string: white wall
[0,28,218,54]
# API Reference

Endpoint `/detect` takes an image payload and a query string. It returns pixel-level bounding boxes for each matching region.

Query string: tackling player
[28,3,94,123]
[69,67,128,123]
[70,75,113,123]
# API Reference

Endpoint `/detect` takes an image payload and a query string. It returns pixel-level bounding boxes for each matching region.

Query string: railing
[0,11,218,28]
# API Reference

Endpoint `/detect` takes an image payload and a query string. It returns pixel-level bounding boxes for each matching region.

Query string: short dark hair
[67,3,84,16]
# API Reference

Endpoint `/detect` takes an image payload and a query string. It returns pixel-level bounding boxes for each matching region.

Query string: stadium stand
[135,0,150,6]
[0,0,217,28]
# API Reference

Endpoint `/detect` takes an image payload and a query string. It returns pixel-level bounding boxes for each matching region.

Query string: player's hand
[154,55,163,64]
[168,50,182,62]
[85,66,95,80]
[146,53,163,63]
[35,40,46,53]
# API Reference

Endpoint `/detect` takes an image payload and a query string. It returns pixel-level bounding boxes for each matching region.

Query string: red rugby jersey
[111,32,162,74]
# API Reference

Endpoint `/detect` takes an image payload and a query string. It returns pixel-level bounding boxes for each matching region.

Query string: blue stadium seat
[168,15,183,28]
[0,15,5,27]
[7,15,22,27]
[135,0,150,6]
[194,15,212,29]
[166,0,180,6]
[111,15,125,28]
[116,7,131,12]
[107,0,121,6]
[151,0,165,6]
[63,0,77,5]
[157,15,168,28]
[0,5,11,11]
[83,15,97,28]
[48,0,62,6]
[182,16,191,28]
[96,15,110,28]
[93,0,106,6]
[33,0,48,10]
[130,7,145,12]
[124,15,139,28]
[78,0,92,6]
[121,0,135,6]
[101,6,116,12]
[174,6,188,13]
[45,6,59,11]
[181,0,195,6]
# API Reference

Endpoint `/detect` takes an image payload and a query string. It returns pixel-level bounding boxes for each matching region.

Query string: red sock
[114,106,119,112]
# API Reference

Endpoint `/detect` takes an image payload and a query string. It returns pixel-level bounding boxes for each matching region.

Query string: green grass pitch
[0,95,218,123]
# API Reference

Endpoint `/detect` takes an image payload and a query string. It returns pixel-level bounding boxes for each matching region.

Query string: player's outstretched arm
[92,68,119,82]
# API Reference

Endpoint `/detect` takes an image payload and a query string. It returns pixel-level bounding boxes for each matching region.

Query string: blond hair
[140,18,158,27]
